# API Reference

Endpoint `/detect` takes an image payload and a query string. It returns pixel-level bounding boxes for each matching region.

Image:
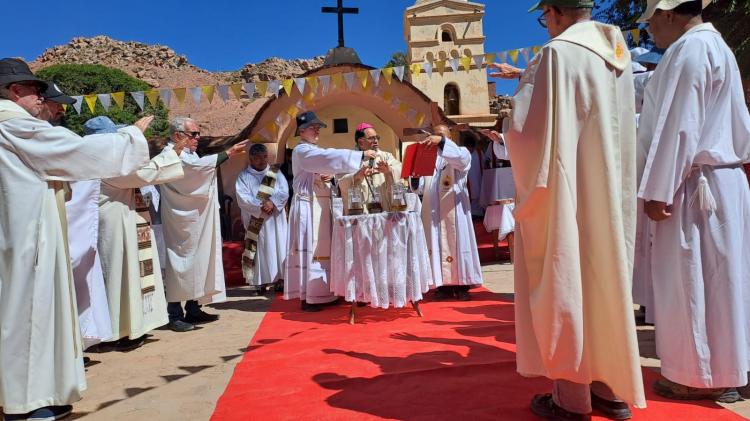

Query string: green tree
[36,64,169,137]
[594,0,750,76]
[385,52,408,68]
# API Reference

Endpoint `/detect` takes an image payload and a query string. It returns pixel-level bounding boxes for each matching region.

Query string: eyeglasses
[180,131,201,138]
[364,135,381,142]
[537,8,556,29]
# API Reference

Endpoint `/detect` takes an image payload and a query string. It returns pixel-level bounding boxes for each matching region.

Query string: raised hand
[488,63,524,79]
[133,115,155,133]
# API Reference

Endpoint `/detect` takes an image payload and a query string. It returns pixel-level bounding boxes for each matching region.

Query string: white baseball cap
[638,0,713,23]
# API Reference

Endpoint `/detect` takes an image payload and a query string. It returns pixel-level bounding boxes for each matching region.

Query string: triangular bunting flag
[382,90,394,103]
[521,48,530,64]
[499,51,508,64]
[62,104,68,113]
[398,102,409,116]
[393,66,405,82]
[448,58,459,72]
[145,89,160,107]
[356,70,369,89]
[83,94,98,113]
[460,56,472,72]
[473,55,485,70]
[485,53,496,64]
[72,96,83,114]
[331,73,344,90]
[424,61,433,78]
[306,76,319,93]
[303,90,315,103]
[230,83,243,100]
[410,63,422,77]
[532,46,542,55]
[294,78,306,94]
[201,86,216,103]
[189,87,202,105]
[159,89,172,107]
[369,69,381,86]
[382,68,394,85]
[319,75,331,93]
[131,91,145,110]
[282,79,295,96]
[244,82,256,98]
[217,85,230,102]
[266,121,278,138]
[258,128,271,141]
[256,81,269,97]
[286,104,299,117]
[631,29,641,45]
[111,92,125,110]
[97,94,111,112]
[268,80,281,96]
[173,88,186,104]
[509,49,520,64]
[406,108,417,121]
[436,60,446,76]
[343,72,356,90]
[415,112,426,127]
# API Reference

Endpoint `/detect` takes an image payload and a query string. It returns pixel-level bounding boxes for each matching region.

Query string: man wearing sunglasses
[338,123,402,214]
[490,2,647,419]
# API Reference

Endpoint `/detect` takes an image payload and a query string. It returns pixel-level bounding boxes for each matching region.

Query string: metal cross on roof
[321,0,359,48]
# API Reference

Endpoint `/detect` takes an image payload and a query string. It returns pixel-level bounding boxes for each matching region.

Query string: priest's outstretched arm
[104,147,184,189]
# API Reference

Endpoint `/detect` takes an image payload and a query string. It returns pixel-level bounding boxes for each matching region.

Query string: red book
[401,142,438,178]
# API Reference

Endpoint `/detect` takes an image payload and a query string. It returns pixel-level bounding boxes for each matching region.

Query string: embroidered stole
[134,190,156,315]
[242,167,280,282]
[437,161,459,283]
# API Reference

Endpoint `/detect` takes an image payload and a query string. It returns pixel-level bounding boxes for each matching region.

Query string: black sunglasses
[180,131,201,138]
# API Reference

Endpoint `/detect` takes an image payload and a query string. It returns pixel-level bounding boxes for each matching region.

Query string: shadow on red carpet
[211,290,743,420]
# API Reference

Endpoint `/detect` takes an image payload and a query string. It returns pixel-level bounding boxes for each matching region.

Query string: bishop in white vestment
[0,78,150,415]
[637,2,750,399]
[420,126,483,301]
[236,144,289,290]
[284,111,375,311]
[495,10,646,415]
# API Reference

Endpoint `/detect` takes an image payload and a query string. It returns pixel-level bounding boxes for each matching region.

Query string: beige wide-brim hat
[638,0,713,23]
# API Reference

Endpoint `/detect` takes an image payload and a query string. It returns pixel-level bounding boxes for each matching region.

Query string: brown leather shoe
[530,394,591,421]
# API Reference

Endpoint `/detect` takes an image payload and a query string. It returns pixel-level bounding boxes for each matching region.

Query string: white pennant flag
[275,114,284,127]
[268,80,281,95]
[369,69,381,86]
[521,48,530,64]
[499,51,508,64]
[473,55,485,69]
[296,99,306,112]
[217,85,230,102]
[72,96,83,114]
[97,94,111,112]
[424,61,433,78]
[294,78,306,94]
[406,108,417,120]
[343,72,356,90]
[448,58,459,72]
[189,87,202,104]
[159,89,172,107]
[393,66,405,82]
[244,82,256,97]
[392,97,401,109]
[130,91,145,110]
[258,128,271,141]
[318,75,331,93]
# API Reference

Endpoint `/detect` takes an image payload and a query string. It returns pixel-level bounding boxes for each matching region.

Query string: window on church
[333,118,349,134]
[442,30,453,42]
[444,84,460,116]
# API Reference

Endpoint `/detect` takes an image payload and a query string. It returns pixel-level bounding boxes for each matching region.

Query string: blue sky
[2,0,550,95]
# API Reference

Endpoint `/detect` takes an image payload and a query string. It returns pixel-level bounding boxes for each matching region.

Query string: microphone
[368,157,375,168]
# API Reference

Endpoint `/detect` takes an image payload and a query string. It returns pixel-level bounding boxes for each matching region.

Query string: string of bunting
[66,44,545,116]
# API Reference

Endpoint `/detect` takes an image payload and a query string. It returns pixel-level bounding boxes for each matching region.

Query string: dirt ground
[70,264,750,420]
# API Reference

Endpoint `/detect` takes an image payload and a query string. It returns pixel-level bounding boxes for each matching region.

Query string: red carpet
[211,290,744,421]
[222,241,245,288]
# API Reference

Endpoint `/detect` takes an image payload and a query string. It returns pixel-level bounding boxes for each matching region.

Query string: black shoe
[184,309,220,324]
[433,287,454,301]
[168,320,195,332]
[301,302,322,312]
[591,392,632,420]
[455,289,472,301]
[530,394,591,421]
[4,405,73,421]
[115,335,146,351]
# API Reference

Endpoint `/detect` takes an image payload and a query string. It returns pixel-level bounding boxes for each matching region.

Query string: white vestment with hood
[506,22,646,407]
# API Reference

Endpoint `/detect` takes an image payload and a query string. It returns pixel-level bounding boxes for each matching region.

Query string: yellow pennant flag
[382,68,394,85]
[84,94,98,113]
[145,90,160,107]
[533,46,542,55]
[485,53,496,64]
[383,90,394,102]
[230,83,243,100]
[509,49,520,64]
[287,104,299,117]
[282,79,295,96]
[303,91,316,103]
[62,104,68,113]
[415,112,425,127]
[266,121,279,138]
[631,29,641,45]
[111,92,125,110]
[410,63,422,76]
[356,70,369,89]
[201,86,216,103]
[173,88,187,104]
[398,102,409,116]
[436,60,446,76]
[306,76,319,93]
[331,73,344,90]
[256,81,269,97]
[460,56,472,72]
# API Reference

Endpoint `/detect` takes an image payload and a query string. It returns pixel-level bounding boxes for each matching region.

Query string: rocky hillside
[28,36,322,136]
